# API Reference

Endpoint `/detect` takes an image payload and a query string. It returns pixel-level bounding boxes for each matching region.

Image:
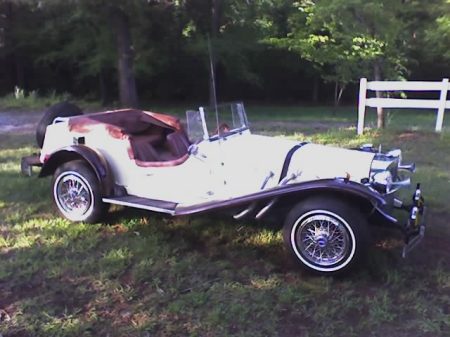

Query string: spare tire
[36,102,83,148]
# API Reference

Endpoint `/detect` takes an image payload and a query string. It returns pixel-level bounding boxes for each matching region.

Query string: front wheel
[283,197,369,275]
[52,160,107,223]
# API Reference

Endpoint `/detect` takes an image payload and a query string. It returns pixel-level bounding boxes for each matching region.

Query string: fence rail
[357,78,449,135]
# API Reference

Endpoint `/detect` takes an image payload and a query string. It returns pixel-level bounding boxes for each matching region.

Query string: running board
[103,195,177,215]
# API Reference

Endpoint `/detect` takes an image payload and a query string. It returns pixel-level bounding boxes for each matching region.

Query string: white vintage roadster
[22,102,426,275]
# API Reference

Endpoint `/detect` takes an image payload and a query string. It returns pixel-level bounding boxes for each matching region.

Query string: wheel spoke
[56,173,92,216]
[296,213,351,267]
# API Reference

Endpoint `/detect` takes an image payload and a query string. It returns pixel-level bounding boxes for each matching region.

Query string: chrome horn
[391,177,411,188]
[399,162,416,173]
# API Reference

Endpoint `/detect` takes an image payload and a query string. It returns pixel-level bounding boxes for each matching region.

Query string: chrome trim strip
[255,198,278,219]
[233,203,256,220]
[176,179,386,216]
[402,224,426,258]
[393,198,403,208]
[102,197,175,215]
[375,206,399,224]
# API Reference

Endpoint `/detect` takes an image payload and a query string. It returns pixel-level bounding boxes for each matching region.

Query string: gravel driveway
[0,110,44,133]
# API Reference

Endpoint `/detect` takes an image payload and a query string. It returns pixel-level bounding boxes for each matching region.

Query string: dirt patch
[0,110,44,133]
[394,130,443,144]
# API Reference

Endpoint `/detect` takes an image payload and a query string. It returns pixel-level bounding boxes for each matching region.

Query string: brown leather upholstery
[134,154,189,167]
[128,125,167,161]
[121,119,151,134]
[166,130,190,157]
[69,109,182,134]
[130,135,161,161]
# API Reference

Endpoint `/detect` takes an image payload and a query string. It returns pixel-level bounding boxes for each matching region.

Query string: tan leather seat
[130,135,161,161]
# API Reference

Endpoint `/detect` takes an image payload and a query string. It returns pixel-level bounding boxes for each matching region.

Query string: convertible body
[21,102,426,275]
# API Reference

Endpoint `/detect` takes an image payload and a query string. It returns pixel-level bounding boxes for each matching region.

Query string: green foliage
[425,0,450,62]
[0,87,72,109]
[267,0,412,87]
[0,1,450,109]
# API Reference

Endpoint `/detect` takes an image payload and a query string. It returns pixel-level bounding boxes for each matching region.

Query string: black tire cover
[36,102,82,148]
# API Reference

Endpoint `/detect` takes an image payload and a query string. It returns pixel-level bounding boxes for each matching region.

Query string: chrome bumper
[20,154,42,176]
[400,183,427,258]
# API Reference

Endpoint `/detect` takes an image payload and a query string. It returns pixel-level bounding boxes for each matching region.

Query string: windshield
[186,102,249,143]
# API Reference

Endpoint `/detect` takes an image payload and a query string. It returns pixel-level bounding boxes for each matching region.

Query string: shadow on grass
[2,204,450,337]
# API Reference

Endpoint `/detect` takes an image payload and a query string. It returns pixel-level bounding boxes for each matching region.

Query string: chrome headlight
[360,145,414,194]
[371,170,393,193]
[369,150,400,193]
[369,148,412,194]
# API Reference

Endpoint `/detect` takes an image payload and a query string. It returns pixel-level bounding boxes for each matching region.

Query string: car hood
[287,143,375,184]
[215,133,375,194]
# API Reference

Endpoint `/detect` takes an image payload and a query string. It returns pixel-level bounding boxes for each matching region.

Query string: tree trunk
[312,76,319,103]
[15,55,25,90]
[332,81,338,115]
[3,1,20,91]
[332,82,345,115]
[374,61,384,128]
[209,0,222,107]
[110,7,138,108]
[99,69,109,106]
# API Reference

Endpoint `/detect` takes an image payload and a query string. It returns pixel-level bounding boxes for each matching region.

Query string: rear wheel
[52,160,107,223]
[283,197,369,275]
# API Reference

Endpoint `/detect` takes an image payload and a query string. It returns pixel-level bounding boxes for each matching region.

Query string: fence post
[436,78,448,132]
[357,78,367,135]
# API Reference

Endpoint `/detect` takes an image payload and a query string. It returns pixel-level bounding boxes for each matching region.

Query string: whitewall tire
[52,160,107,223]
[283,197,368,275]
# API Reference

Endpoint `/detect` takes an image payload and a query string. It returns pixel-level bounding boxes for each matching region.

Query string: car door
[122,138,228,205]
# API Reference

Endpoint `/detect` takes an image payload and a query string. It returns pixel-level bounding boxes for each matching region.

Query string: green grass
[1,113,450,337]
[247,105,450,132]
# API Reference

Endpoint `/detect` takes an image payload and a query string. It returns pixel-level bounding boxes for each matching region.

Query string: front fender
[175,179,386,217]
[273,179,387,223]
[277,179,385,209]
[39,145,114,196]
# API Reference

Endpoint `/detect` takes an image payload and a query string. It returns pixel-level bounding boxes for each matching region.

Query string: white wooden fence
[357,78,449,135]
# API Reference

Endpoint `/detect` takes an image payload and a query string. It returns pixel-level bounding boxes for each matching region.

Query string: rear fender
[39,145,114,196]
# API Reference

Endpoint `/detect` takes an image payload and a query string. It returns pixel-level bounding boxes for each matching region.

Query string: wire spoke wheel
[52,160,107,223]
[56,173,92,216]
[283,198,368,275]
[296,214,350,267]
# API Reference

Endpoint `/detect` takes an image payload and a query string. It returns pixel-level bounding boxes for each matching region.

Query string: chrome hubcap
[56,173,91,216]
[296,214,350,267]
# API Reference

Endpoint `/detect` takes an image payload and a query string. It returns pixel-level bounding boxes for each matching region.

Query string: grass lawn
[1,107,450,337]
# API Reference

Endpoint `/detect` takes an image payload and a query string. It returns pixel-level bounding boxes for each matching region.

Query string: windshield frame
[186,102,249,143]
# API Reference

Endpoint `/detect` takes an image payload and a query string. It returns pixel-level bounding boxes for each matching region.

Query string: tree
[267,0,411,127]
[23,0,140,107]
[424,0,450,65]
[182,0,277,104]
[109,5,138,107]
[0,0,448,106]
[0,1,44,93]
